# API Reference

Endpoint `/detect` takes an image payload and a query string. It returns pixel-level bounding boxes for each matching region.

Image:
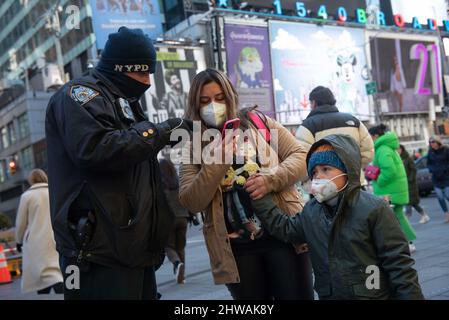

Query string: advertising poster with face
[224,24,275,117]
[369,35,442,113]
[269,21,371,125]
[142,46,207,123]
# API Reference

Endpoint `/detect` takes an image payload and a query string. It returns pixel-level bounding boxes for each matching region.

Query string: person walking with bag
[368,124,417,253]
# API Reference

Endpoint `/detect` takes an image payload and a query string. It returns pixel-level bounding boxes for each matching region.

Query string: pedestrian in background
[45,26,193,300]
[369,124,417,253]
[295,86,374,186]
[427,136,449,223]
[398,145,430,224]
[159,157,191,284]
[15,169,63,295]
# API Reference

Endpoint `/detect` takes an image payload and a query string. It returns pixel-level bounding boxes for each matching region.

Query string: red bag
[364,165,380,181]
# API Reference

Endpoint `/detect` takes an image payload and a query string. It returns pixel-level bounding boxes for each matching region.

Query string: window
[0,160,5,183]
[7,122,16,145]
[1,127,9,149]
[20,147,34,171]
[17,113,29,139]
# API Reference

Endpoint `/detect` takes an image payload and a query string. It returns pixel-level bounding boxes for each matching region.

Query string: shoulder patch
[70,85,99,106]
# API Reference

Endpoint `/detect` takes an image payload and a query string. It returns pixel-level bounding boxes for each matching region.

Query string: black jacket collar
[307,104,339,119]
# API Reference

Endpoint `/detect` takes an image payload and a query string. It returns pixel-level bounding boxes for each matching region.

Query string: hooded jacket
[251,134,423,300]
[372,132,409,205]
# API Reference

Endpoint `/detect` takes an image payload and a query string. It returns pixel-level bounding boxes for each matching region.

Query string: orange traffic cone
[0,245,12,285]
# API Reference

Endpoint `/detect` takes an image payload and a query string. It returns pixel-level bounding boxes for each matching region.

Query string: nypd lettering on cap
[70,85,99,106]
[114,64,150,72]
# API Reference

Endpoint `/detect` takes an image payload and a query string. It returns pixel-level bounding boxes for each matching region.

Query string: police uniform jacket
[45,69,174,268]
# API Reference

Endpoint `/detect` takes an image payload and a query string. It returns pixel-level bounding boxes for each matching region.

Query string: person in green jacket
[248,134,423,300]
[368,124,417,253]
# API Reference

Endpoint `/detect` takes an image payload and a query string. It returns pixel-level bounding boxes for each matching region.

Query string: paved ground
[1,194,448,300]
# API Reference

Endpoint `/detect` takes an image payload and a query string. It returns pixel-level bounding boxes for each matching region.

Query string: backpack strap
[248,111,271,142]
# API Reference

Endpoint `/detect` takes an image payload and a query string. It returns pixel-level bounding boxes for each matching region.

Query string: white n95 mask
[200,102,227,129]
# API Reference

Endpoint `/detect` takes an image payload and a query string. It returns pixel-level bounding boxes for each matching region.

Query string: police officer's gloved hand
[16,243,22,253]
[158,118,193,147]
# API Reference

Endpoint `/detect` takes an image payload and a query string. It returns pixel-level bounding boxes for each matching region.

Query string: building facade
[0,0,97,219]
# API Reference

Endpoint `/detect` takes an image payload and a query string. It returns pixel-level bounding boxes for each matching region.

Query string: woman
[15,169,63,294]
[179,68,313,300]
[368,124,417,253]
[390,55,406,113]
[159,157,191,284]
[398,145,430,224]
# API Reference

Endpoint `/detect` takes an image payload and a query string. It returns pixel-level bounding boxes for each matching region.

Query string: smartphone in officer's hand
[222,118,240,140]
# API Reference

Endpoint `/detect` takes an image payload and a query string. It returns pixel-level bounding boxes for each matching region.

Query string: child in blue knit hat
[248,134,423,300]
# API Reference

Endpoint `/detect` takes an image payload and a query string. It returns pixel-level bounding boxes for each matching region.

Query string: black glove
[16,243,22,253]
[158,118,193,147]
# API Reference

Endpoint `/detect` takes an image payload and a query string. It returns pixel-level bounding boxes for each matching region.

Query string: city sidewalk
[1,195,448,300]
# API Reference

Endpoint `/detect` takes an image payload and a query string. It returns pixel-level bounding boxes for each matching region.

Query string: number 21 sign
[410,43,441,95]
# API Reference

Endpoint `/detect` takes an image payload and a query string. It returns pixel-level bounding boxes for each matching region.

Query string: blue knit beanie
[97,26,157,74]
[308,145,346,178]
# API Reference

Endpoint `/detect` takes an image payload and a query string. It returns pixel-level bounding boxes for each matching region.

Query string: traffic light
[8,159,17,175]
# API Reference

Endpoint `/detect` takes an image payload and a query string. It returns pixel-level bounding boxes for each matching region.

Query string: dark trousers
[165,217,188,265]
[226,244,314,300]
[406,204,424,216]
[60,257,157,300]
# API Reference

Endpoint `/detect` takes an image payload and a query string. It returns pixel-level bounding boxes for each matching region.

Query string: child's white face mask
[311,173,348,203]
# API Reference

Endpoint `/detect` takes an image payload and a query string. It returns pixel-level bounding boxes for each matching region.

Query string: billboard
[269,21,371,125]
[369,35,442,113]
[224,24,275,117]
[391,0,448,26]
[89,0,163,50]
[142,46,207,123]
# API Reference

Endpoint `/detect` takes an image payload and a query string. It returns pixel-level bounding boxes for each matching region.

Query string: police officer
[45,27,192,300]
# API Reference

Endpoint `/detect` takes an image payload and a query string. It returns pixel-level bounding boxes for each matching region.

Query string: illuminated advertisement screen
[369,35,442,113]
[224,24,275,117]
[142,46,207,123]
[269,21,371,125]
[89,0,163,50]
[232,0,366,19]
[391,0,448,26]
